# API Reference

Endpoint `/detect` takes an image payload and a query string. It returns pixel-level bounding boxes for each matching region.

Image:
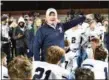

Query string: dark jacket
[13,26,28,49]
[27,26,35,57]
[33,16,86,61]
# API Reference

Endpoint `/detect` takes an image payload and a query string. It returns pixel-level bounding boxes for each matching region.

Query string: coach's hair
[46,46,65,64]
[94,46,107,61]
[75,68,94,80]
[8,56,32,80]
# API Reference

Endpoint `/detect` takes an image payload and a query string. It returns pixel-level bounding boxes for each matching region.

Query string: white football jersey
[32,61,71,80]
[65,27,83,50]
[83,25,105,47]
[81,59,108,80]
[60,50,78,72]
[96,25,105,41]
[79,22,89,33]
[0,66,8,79]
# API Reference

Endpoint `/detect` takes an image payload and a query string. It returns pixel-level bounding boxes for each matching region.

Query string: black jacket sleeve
[63,16,86,31]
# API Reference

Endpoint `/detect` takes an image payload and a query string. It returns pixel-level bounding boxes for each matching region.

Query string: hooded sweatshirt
[33,8,86,61]
[18,16,25,24]
[46,8,58,28]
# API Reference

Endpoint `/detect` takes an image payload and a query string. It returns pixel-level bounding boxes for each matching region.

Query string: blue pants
[77,48,88,67]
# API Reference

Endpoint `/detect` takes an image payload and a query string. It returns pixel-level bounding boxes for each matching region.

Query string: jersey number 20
[33,67,51,80]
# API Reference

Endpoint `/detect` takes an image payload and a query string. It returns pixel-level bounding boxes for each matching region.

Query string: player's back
[32,61,71,80]
[81,59,108,79]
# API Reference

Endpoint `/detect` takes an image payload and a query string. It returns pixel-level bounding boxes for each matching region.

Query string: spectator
[13,16,28,56]
[9,17,18,58]
[33,12,40,20]
[24,14,33,30]
[27,17,42,58]
[33,18,42,35]
[41,18,46,25]
[1,14,11,63]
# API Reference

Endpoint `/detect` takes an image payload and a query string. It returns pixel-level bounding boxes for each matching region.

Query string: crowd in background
[1,12,43,63]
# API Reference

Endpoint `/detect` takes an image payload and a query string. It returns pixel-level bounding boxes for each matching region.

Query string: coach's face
[46,8,58,25]
[48,12,57,24]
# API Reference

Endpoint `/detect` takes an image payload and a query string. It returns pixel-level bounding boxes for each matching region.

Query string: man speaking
[33,8,89,61]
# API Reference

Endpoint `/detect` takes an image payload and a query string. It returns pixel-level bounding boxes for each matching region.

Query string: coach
[33,8,87,61]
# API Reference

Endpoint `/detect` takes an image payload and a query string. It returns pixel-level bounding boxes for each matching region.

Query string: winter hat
[46,8,58,19]
[18,16,25,24]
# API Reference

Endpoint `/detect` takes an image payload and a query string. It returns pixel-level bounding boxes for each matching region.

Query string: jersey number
[33,67,51,80]
[88,36,94,42]
[72,37,76,43]
[65,61,68,69]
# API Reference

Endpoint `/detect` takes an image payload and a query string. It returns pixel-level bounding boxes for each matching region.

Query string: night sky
[1,1,109,11]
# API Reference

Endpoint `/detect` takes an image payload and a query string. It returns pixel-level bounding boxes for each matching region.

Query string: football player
[75,68,94,80]
[81,45,108,80]
[60,39,78,72]
[82,20,105,58]
[65,25,84,56]
[65,24,87,67]
[8,56,32,80]
[32,46,73,79]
